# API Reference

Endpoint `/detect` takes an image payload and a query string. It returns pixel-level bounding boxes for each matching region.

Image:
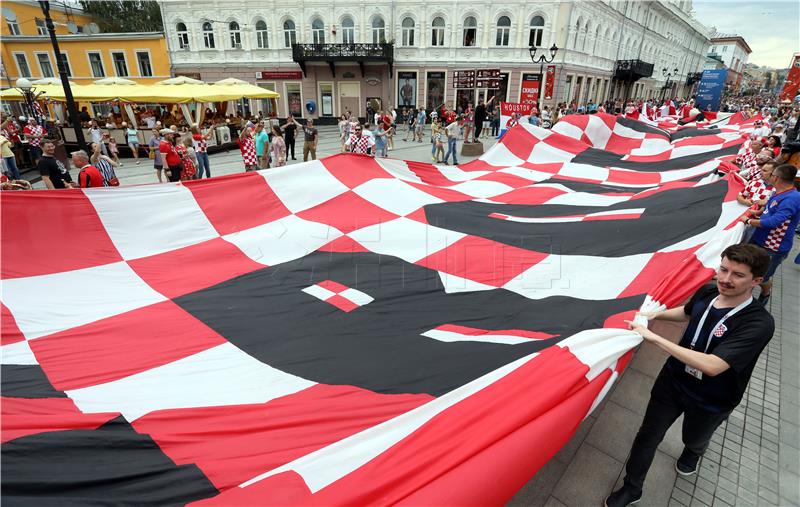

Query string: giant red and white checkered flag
[1,113,749,505]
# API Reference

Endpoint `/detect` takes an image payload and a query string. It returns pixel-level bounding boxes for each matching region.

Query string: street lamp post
[529,44,559,115]
[661,67,679,101]
[14,78,41,125]
[39,0,86,151]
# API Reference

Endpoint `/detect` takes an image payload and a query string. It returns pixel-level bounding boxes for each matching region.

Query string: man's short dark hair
[721,244,770,278]
[41,139,55,147]
[772,164,797,183]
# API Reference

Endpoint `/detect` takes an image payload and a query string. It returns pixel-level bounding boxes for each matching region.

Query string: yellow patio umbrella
[157,76,206,85]
[93,77,138,86]
[210,78,280,100]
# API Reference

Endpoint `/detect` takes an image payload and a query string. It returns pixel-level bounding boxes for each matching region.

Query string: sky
[691,0,800,68]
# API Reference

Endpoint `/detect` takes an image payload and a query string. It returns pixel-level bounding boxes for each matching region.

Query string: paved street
[28,125,499,189]
[509,246,800,507]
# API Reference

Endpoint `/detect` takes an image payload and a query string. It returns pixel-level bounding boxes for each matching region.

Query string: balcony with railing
[613,59,654,82]
[291,43,394,77]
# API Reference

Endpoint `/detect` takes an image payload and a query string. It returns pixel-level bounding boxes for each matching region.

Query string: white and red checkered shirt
[239,134,258,166]
[23,125,43,147]
[762,218,792,252]
[735,149,758,180]
[741,178,774,204]
[193,133,207,153]
[347,134,373,155]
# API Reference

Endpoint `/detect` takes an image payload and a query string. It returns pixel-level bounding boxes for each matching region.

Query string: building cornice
[2,32,165,42]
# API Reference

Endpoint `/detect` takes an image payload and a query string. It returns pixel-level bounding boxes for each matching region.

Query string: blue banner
[695,69,728,112]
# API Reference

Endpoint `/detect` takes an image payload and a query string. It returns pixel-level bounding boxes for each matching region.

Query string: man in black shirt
[281,115,298,160]
[473,95,495,141]
[606,244,774,507]
[38,140,75,189]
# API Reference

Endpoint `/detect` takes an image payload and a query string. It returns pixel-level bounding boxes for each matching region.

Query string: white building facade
[707,35,751,91]
[160,0,710,121]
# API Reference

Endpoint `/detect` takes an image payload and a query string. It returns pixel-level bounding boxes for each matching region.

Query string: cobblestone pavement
[509,242,800,507]
[26,124,496,188]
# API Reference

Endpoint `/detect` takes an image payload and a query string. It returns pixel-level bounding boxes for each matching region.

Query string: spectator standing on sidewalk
[88,120,107,155]
[23,117,44,163]
[270,126,287,167]
[192,126,213,178]
[149,128,164,182]
[72,150,104,188]
[346,124,375,155]
[239,124,259,172]
[281,115,299,160]
[159,129,183,183]
[606,244,774,507]
[91,142,119,186]
[0,132,20,179]
[374,122,388,158]
[338,115,349,153]
[302,119,318,161]
[415,108,427,143]
[741,164,800,304]
[443,115,463,165]
[38,139,75,189]
[254,123,270,169]
[123,122,142,165]
[177,136,198,180]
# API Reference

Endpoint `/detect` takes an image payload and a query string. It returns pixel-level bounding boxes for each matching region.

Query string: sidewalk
[509,244,800,507]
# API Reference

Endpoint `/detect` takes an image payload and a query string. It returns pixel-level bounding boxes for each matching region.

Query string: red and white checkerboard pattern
[0,113,751,506]
[762,218,791,252]
[741,178,774,204]
[302,280,374,313]
[240,134,258,166]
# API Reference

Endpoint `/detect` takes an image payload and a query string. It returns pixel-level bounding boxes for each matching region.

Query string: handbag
[108,176,120,187]
[148,147,155,159]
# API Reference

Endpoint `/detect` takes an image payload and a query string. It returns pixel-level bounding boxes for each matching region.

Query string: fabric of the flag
[1,112,754,505]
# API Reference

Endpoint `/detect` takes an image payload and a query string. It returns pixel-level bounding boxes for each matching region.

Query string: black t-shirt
[284,124,296,140]
[664,284,774,413]
[475,104,487,123]
[37,155,72,189]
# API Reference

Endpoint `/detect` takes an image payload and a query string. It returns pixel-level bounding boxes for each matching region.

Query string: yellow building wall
[2,37,171,86]
[0,1,93,37]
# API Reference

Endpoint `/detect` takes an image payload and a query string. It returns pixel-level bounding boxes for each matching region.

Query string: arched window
[431,16,445,47]
[371,16,386,44]
[311,18,325,44]
[528,16,544,47]
[255,20,268,49]
[229,21,242,48]
[176,22,189,49]
[202,21,215,49]
[342,17,355,44]
[5,10,20,35]
[495,15,510,46]
[593,25,601,53]
[572,20,581,48]
[462,16,477,47]
[283,19,296,48]
[401,17,415,46]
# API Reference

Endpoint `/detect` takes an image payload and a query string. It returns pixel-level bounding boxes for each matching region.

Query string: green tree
[78,1,163,32]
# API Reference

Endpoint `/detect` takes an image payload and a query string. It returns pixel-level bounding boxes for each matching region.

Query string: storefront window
[286,82,302,117]
[319,83,334,116]
[426,71,445,111]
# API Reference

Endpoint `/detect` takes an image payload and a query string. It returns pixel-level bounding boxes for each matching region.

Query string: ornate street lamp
[662,67,679,100]
[529,44,559,114]
[14,78,43,125]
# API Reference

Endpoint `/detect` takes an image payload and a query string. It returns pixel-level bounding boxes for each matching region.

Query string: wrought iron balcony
[613,59,654,82]
[292,43,394,77]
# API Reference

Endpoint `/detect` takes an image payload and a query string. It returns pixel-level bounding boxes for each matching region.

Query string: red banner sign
[520,73,541,105]
[258,71,303,80]
[779,52,800,103]
[544,65,556,100]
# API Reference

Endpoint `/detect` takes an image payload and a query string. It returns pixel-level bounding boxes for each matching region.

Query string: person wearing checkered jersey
[607,244,774,507]
[345,125,375,156]
[742,164,800,305]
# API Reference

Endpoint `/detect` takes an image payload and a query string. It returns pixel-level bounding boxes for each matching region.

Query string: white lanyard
[690,296,752,353]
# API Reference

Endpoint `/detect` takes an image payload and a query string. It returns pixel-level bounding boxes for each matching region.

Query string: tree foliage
[78,1,163,33]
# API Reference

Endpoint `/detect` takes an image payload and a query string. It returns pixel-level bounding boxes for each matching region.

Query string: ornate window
[176,22,190,49]
[202,21,215,48]
[495,16,510,46]
[529,16,544,47]
[401,17,415,46]
[372,17,386,44]
[431,16,445,46]
[229,21,242,48]
[342,17,355,44]
[283,19,296,48]
[311,18,325,44]
[463,16,477,47]
[255,20,268,48]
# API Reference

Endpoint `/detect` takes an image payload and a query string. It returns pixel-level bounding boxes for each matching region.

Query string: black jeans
[623,369,730,494]
[286,137,296,159]
[474,118,484,139]
[490,120,499,137]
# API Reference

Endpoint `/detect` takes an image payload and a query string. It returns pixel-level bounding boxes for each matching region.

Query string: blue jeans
[444,138,458,164]
[195,151,211,178]
[29,145,42,163]
[3,156,20,179]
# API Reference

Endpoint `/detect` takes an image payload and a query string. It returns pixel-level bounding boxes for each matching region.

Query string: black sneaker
[604,485,642,507]
[676,449,700,476]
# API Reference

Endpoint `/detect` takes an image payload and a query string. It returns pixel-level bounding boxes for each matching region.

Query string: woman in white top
[123,122,142,165]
